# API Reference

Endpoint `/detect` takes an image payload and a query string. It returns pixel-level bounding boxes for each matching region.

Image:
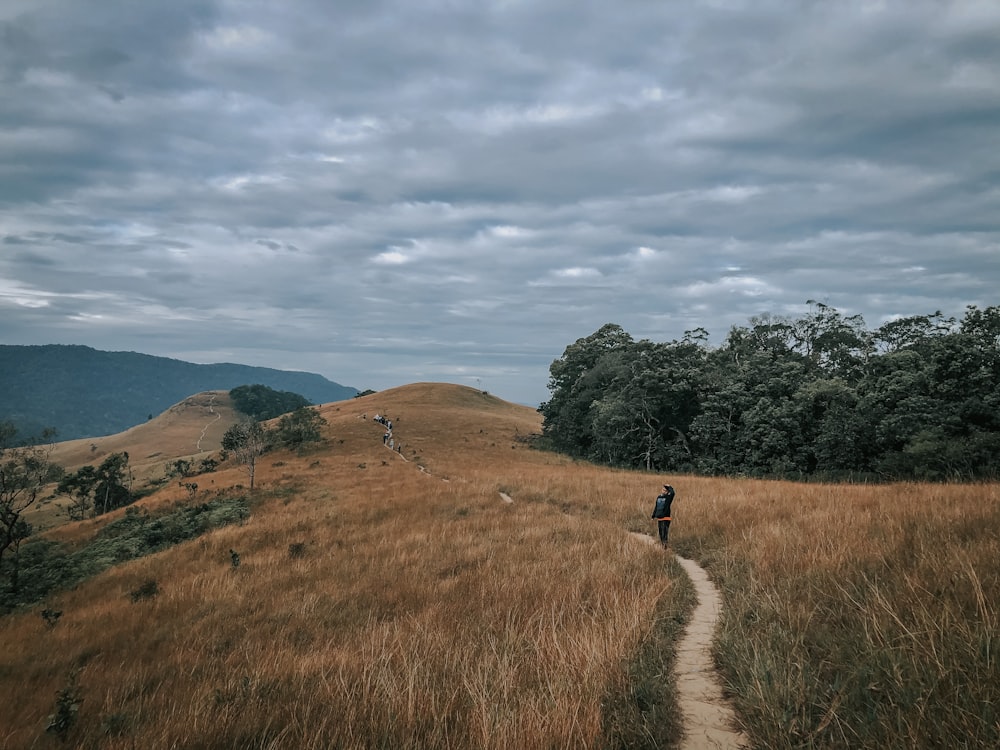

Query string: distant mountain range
[0,344,357,440]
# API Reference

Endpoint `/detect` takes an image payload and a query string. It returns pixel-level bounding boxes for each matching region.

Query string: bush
[45,671,83,741]
[0,496,251,613]
[272,407,328,451]
[128,579,158,603]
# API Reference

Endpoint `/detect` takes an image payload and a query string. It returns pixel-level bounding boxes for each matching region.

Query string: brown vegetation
[28,391,240,533]
[1,382,997,748]
[44,390,238,480]
[0,384,686,749]
[687,477,1000,748]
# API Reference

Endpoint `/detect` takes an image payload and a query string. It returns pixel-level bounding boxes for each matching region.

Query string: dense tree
[542,303,1000,480]
[541,324,634,457]
[272,407,328,450]
[229,384,311,421]
[873,310,954,354]
[960,304,1000,350]
[58,465,97,521]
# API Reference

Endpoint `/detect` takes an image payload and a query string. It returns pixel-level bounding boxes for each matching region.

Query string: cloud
[1,0,998,405]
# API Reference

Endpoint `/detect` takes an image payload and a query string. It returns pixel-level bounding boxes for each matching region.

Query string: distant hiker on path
[651,484,676,548]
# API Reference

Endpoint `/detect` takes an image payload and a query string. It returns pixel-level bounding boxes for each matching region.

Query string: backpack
[651,486,675,519]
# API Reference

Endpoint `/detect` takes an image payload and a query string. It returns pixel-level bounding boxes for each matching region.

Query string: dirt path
[629,534,748,748]
[389,442,746,746]
[673,555,749,749]
[196,393,221,452]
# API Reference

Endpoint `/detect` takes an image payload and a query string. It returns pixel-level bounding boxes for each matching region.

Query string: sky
[2,0,999,407]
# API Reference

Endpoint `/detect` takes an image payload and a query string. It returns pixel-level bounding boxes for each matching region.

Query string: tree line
[540,302,1000,481]
[229,384,313,421]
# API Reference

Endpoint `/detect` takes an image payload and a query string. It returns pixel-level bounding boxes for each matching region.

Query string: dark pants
[657,520,671,546]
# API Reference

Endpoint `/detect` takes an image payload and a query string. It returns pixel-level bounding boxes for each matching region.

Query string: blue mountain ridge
[0,344,358,441]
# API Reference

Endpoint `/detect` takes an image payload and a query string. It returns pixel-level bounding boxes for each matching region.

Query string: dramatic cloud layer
[2,0,998,405]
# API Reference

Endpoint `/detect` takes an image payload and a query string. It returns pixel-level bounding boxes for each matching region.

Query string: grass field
[27,391,240,533]
[1,383,997,748]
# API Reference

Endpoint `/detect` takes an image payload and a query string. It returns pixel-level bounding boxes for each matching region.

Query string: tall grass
[0,389,684,748]
[676,478,1000,749]
[2,384,997,748]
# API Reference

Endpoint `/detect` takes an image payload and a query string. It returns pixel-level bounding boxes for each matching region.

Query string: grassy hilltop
[1,383,998,749]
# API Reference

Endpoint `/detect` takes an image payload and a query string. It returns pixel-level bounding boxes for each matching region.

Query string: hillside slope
[0,344,357,440]
[0,382,688,749]
[45,390,240,477]
[28,391,241,532]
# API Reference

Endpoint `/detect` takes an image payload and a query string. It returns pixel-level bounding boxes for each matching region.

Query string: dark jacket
[651,486,675,519]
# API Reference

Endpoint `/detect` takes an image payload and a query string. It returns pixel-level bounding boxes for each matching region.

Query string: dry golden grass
[3,382,997,748]
[676,477,1000,749]
[0,384,683,749]
[45,390,237,477]
[27,391,240,533]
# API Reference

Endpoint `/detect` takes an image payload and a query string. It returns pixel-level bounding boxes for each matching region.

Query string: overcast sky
[2,0,998,406]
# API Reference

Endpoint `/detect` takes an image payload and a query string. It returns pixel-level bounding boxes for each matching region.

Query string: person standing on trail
[651,484,676,548]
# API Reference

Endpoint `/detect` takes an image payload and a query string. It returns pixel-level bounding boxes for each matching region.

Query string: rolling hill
[1,382,997,748]
[46,391,239,477]
[0,344,357,440]
[25,391,240,533]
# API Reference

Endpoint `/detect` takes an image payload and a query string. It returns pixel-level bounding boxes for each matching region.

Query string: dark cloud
[1,0,998,405]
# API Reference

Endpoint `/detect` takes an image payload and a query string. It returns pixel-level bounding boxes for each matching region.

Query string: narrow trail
[673,555,749,749]
[196,393,221,452]
[370,414,449,479]
[367,415,745,746]
[630,534,748,749]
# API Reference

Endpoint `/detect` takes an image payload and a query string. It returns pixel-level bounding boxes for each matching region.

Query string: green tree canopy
[57,452,133,520]
[229,384,311,421]
[272,407,328,451]
[541,304,1000,481]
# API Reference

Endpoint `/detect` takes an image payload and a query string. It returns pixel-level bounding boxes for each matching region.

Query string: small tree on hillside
[222,420,267,490]
[58,465,96,520]
[1,422,56,592]
[57,452,134,519]
[93,452,133,515]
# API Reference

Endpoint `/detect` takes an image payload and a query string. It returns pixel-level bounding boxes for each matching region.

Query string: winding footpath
[673,555,749,750]
[630,534,748,749]
[196,393,222,452]
[370,414,746,747]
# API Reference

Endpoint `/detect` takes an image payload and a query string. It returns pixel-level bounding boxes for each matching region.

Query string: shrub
[45,671,82,741]
[128,579,158,603]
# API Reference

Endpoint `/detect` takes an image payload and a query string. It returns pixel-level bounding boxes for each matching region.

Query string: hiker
[383,431,390,445]
[651,484,676,548]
